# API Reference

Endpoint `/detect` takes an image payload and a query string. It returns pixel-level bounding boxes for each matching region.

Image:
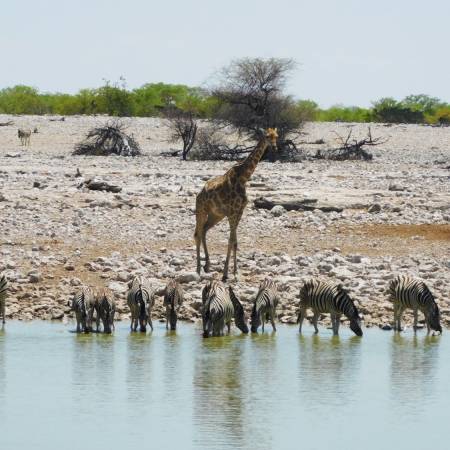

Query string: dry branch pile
[74,121,141,156]
[315,127,385,161]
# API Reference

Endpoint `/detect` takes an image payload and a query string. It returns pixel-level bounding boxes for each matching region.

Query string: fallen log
[82,179,122,193]
[0,121,13,127]
[254,196,343,213]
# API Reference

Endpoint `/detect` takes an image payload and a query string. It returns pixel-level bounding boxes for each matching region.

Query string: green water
[0,321,447,450]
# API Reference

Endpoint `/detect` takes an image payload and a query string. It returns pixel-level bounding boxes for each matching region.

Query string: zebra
[201,280,248,337]
[228,285,249,335]
[18,128,31,146]
[163,279,184,330]
[251,278,280,333]
[127,277,154,332]
[0,274,7,324]
[298,279,363,336]
[70,286,96,333]
[96,287,116,333]
[388,275,442,335]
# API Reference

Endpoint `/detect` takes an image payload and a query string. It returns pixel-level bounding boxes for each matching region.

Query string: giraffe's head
[265,128,278,149]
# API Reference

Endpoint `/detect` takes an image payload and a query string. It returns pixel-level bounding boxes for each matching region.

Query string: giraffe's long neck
[235,137,269,183]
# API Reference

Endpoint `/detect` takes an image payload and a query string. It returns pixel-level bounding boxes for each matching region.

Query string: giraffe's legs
[195,212,207,275]
[202,214,222,272]
[223,215,241,282]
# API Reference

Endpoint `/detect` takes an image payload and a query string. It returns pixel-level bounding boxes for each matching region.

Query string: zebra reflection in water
[193,337,246,449]
[298,334,362,410]
[389,333,440,410]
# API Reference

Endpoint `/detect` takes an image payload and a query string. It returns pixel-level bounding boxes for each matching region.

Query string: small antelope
[18,129,31,146]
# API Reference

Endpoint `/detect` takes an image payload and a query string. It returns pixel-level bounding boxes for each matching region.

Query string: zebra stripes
[298,279,363,336]
[127,277,154,332]
[251,278,279,333]
[71,286,96,333]
[163,280,184,330]
[388,275,442,335]
[202,280,248,337]
[0,274,7,324]
[228,286,249,334]
[95,288,116,333]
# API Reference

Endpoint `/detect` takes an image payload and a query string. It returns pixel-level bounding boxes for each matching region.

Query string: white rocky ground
[0,115,449,331]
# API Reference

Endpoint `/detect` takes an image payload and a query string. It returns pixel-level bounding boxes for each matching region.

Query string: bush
[372,97,424,123]
[0,85,47,114]
[132,83,209,117]
[426,106,450,125]
[317,105,372,122]
[402,94,444,115]
[295,100,320,121]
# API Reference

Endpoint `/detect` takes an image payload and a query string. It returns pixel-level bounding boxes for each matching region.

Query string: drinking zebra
[163,279,184,330]
[96,287,116,333]
[251,278,280,333]
[0,274,7,324]
[71,286,96,333]
[201,280,248,337]
[228,285,249,334]
[298,279,363,336]
[388,275,442,334]
[18,128,31,146]
[127,277,154,332]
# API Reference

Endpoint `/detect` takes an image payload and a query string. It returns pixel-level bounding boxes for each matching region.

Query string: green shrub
[0,85,47,114]
[317,105,372,122]
[401,94,444,115]
[425,106,450,125]
[372,97,424,123]
[295,100,320,121]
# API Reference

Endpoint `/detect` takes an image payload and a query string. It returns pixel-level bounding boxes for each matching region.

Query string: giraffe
[194,128,278,281]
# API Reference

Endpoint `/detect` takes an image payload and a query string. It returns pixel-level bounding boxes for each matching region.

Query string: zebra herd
[0,273,443,336]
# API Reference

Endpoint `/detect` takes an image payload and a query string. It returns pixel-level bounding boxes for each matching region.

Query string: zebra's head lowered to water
[201,281,216,338]
[427,303,442,335]
[228,287,249,334]
[336,286,363,337]
[349,315,363,337]
[250,279,279,333]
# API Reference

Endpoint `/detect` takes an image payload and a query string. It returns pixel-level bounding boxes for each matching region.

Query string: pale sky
[3,0,449,107]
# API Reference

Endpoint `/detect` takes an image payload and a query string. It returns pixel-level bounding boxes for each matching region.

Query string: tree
[0,85,46,114]
[95,77,134,117]
[372,97,424,123]
[165,106,198,160]
[401,94,444,115]
[211,58,302,159]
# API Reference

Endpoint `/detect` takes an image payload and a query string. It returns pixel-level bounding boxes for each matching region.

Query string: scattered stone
[368,203,381,213]
[270,205,286,217]
[176,272,200,284]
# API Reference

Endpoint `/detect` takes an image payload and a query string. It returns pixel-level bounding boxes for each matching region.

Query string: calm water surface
[0,321,448,450]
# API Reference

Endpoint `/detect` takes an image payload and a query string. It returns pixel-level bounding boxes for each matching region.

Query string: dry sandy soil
[0,115,449,331]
